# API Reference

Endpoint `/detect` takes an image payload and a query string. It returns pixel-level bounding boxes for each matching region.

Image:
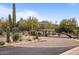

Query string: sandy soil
[9,35,79,47]
[1,34,79,47]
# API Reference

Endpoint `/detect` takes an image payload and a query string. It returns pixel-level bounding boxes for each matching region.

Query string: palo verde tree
[59,18,78,34]
[26,16,39,31]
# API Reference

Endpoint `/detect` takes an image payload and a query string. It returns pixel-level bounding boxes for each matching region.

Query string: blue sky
[0,3,79,25]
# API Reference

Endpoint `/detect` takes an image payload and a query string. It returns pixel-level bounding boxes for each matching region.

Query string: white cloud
[0,5,41,21]
[16,10,40,21]
[0,5,12,18]
[0,5,53,22]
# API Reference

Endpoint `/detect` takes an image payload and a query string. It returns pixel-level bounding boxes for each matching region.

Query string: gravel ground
[9,35,79,47]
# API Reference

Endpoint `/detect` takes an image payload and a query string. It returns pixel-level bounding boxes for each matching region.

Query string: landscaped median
[60,46,79,55]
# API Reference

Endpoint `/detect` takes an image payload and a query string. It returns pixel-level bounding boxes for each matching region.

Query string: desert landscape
[0,3,79,55]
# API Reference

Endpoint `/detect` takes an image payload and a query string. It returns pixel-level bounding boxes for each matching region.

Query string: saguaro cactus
[6,26,10,43]
[9,14,12,32]
[13,3,16,28]
[6,14,11,43]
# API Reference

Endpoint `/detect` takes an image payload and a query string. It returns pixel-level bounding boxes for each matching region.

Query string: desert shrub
[0,41,5,45]
[12,27,19,33]
[12,33,21,42]
[77,36,79,39]
[33,36,36,40]
[19,39,22,41]
[27,38,32,41]
[30,30,36,36]
[0,29,4,35]
[45,32,48,37]
[52,32,56,35]
[36,33,39,39]
[22,32,25,35]
[34,31,39,40]
[45,34,48,37]
[38,31,42,36]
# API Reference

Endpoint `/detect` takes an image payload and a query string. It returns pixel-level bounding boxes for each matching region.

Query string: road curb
[60,46,79,55]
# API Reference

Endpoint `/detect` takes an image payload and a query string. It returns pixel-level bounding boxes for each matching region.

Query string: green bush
[12,33,20,42]
[0,29,4,35]
[0,41,5,45]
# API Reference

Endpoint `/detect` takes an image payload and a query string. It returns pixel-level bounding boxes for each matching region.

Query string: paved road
[0,46,77,55]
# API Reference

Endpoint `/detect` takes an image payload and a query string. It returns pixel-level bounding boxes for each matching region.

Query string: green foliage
[26,16,39,31]
[12,33,20,42]
[0,41,5,45]
[17,16,39,31]
[0,20,8,31]
[59,18,78,34]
